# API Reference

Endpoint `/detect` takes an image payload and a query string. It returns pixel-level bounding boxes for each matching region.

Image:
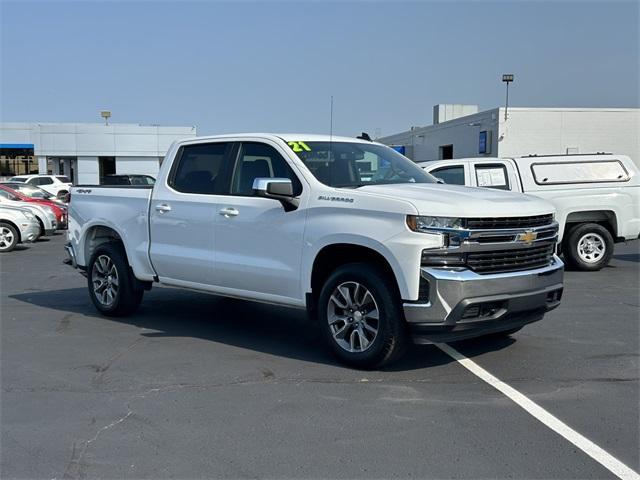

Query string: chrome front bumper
[403,256,564,343]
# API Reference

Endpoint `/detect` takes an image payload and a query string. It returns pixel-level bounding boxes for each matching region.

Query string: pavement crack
[63,409,134,479]
[91,338,146,388]
[55,313,74,333]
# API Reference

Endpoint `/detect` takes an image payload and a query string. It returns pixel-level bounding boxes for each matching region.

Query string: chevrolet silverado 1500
[66,134,564,368]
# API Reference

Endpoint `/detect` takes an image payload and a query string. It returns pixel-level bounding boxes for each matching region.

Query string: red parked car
[0,184,67,229]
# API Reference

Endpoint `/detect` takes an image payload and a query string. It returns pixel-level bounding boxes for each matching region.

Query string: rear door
[213,140,308,303]
[149,141,235,286]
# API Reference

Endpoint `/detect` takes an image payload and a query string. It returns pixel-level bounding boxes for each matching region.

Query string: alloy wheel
[327,281,380,353]
[0,226,15,251]
[92,255,119,306]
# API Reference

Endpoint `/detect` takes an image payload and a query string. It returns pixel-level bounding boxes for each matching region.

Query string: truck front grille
[466,214,554,230]
[466,243,555,274]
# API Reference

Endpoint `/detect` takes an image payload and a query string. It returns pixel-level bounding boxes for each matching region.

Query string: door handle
[219,207,239,217]
[155,204,172,213]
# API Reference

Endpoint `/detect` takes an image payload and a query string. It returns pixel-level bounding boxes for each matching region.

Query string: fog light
[421,251,466,267]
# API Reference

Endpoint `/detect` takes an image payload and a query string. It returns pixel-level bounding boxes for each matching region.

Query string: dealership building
[0,122,197,184]
[378,105,640,167]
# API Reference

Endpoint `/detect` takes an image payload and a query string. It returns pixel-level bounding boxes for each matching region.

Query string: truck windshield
[287,141,437,188]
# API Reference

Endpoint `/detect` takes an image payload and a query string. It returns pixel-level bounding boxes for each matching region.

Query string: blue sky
[1,1,638,137]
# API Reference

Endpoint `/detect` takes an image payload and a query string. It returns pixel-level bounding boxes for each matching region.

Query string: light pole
[502,74,514,121]
[100,110,111,126]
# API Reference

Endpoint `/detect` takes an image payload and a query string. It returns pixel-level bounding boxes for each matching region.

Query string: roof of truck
[176,133,377,145]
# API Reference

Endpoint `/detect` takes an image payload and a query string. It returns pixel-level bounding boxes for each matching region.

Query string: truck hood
[357,183,554,217]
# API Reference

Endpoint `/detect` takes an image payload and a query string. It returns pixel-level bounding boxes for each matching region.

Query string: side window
[38,177,54,185]
[475,164,510,190]
[0,190,16,200]
[231,142,302,196]
[431,165,465,185]
[27,178,39,185]
[531,160,629,185]
[170,142,233,194]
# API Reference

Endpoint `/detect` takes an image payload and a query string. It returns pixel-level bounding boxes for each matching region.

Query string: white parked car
[66,134,564,368]
[0,206,41,252]
[8,174,72,198]
[420,154,640,271]
[0,192,58,236]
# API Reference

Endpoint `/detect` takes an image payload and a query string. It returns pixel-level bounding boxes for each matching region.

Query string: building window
[439,145,453,160]
[99,157,116,178]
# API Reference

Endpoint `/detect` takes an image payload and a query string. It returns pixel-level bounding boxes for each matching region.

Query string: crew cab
[66,134,564,368]
[421,154,640,271]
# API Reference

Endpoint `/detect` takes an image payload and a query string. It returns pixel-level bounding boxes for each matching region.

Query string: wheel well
[84,225,123,264]
[564,210,617,239]
[310,244,398,301]
[0,220,21,243]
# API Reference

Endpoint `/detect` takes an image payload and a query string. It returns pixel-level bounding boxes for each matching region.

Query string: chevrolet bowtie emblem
[518,231,538,243]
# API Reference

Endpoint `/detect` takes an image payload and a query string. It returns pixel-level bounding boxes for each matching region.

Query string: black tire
[87,242,143,316]
[36,217,45,237]
[0,222,19,253]
[563,223,614,271]
[317,263,408,369]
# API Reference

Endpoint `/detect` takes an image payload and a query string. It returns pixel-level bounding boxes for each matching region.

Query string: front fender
[301,233,412,301]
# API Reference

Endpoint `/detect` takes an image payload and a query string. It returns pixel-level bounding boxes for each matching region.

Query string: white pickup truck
[66,134,564,368]
[421,154,640,271]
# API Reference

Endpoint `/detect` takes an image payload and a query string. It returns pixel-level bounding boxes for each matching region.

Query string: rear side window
[31,177,53,185]
[56,176,71,183]
[531,160,629,185]
[170,142,233,194]
[231,142,302,196]
[475,164,510,190]
[431,165,465,185]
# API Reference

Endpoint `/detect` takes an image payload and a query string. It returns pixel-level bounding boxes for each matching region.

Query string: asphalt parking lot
[1,234,638,479]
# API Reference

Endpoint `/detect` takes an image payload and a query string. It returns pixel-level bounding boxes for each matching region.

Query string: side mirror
[435,177,445,184]
[252,178,299,211]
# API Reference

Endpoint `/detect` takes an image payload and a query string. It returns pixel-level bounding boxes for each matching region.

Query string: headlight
[21,211,35,219]
[407,215,463,232]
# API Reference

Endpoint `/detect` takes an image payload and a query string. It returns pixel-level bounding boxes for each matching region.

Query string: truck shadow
[10,287,516,372]
[613,253,640,263]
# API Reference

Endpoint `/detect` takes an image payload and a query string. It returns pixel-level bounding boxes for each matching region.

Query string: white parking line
[437,343,640,480]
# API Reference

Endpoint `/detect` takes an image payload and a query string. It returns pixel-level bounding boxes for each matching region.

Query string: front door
[149,141,234,286]
[213,141,307,304]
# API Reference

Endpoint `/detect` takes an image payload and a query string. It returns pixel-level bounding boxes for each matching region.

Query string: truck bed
[68,186,156,280]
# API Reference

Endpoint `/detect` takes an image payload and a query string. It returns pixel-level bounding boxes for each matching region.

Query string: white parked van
[420,154,640,270]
